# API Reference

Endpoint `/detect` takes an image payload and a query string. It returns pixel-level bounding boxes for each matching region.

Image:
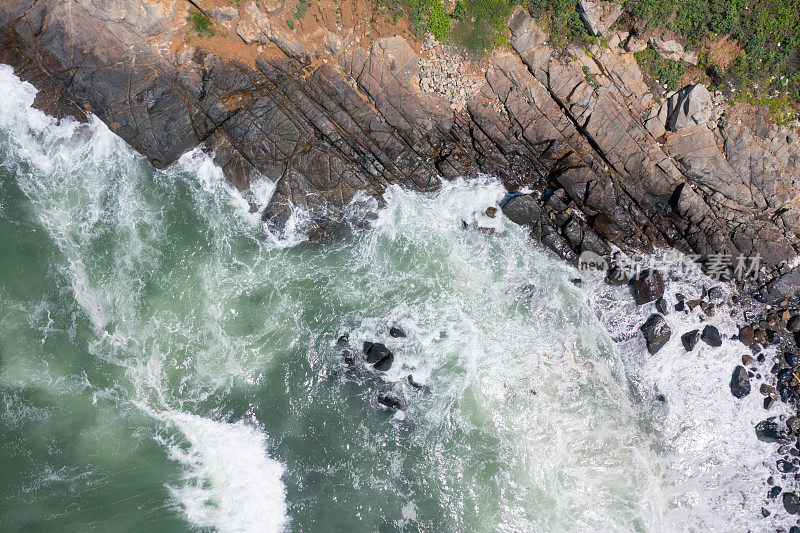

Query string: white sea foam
[0,61,792,532]
[163,411,288,533]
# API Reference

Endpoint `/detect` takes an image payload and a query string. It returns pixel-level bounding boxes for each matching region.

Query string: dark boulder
[700,325,722,347]
[777,459,797,473]
[769,485,783,498]
[729,366,750,398]
[784,492,800,515]
[364,342,391,363]
[681,330,700,351]
[631,270,665,305]
[377,393,405,411]
[372,353,394,371]
[389,326,406,338]
[640,314,672,354]
[605,266,630,286]
[655,297,669,315]
[756,420,782,442]
[501,194,541,227]
[788,316,800,333]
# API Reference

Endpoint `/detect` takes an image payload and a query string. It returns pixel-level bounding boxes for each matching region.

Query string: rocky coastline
[3,0,800,524]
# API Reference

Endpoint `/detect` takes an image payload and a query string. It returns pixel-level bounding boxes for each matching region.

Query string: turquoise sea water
[0,64,789,532]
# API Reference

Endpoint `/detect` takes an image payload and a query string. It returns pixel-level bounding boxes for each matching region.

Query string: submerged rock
[337,334,350,346]
[632,270,665,305]
[389,326,406,338]
[681,329,700,351]
[377,393,405,411]
[701,325,722,347]
[406,375,425,390]
[729,365,750,398]
[640,314,671,354]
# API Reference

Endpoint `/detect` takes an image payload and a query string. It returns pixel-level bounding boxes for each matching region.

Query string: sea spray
[0,62,792,531]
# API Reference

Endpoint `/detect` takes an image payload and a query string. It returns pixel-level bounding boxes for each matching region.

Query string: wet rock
[707,287,724,302]
[485,207,498,218]
[377,392,405,411]
[756,420,782,442]
[741,354,753,366]
[700,325,722,347]
[372,353,394,371]
[640,314,671,354]
[337,334,350,346]
[788,316,800,333]
[761,507,770,517]
[674,300,685,312]
[769,485,783,498]
[571,278,582,286]
[655,297,669,315]
[729,365,750,398]
[764,397,775,409]
[784,492,800,514]
[364,342,392,364]
[577,0,622,36]
[605,266,630,286]
[739,326,755,346]
[406,375,425,390]
[341,349,355,366]
[681,330,700,351]
[700,301,715,317]
[632,270,665,305]
[389,326,406,338]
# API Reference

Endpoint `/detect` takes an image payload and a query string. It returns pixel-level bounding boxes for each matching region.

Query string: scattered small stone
[674,300,685,312]
[739,326,755,346]
[764,396,775,410]
[761,507,770,517]
[701,325,722,347]
[761,383,776,395]
[571,278,583,286]
[707,287,724,302]
[389,326,406,338]
[640,314,671,354]
[729,366,750,398]
[681,330,700,351]
[769,485,783,497]
[687,299,702,311]
[485,207,498,218]
[742,354,753,366]
[700,301,715,317]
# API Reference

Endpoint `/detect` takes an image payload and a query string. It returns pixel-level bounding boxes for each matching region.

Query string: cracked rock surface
[1,1,799,289]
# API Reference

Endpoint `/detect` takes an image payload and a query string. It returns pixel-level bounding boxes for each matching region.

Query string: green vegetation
[386,0,513,51]
[450,0,515,52]
[187,10,213,37]
[634,48,685,91]
[527,0,589,49]
[524,0,799,125]
[294,0,311,19]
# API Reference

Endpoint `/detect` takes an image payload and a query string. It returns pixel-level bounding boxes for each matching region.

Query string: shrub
[294,0,311,19]
[527,0,588,50]
[451,0,514,52]
[634,47,685,92]
[188,10,213,37]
